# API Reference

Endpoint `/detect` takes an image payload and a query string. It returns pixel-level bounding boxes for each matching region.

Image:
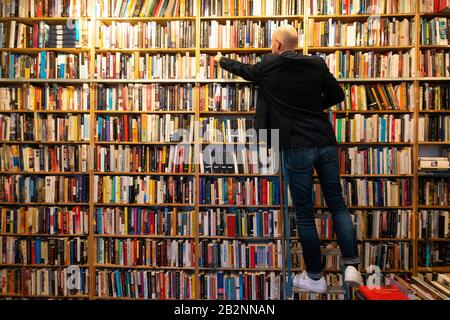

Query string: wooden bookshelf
[1,0,449,301]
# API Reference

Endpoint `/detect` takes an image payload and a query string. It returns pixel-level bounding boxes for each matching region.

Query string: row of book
[201,0,303,16]
[95,52,196,79]
[200,20,304,48]
[0,267,89,296]
[308,18,414,47]
[96,114,194,142]
[0,114,34,141]
[418,242,448,267]
[420,83,450,110]
[0,145,89,173]
[0,236,88,265]
[316,50,416,78]
[0,52,90,79]
[198,209,282,238]
[418,114,450,142]
[199,177,280,206]
[0,114,90,142]
[199,271,281,300]
[199,84,257,112]
[96,238,195,267]
[310,0,415,15]
[93,175,194,204]
[0,207,89,235]
[96,21,194,49]
[306,178,412,206]
[95,144,193,173]
[289,209,412,239]
[0,21,87,49]
[36,114,91,142]
[96,269,193,299]
[0,0,90,17]
[419,210,449,239]
[199,53,259,79]
[331,114,413,143]
[419,178,450,206]
[199,117,255,143]
[335,82,413,111]
[199,145,278,175]
[0,175,90,203]
[94,207,194,236]
[96,83,193,112]
[421,49,450,78]
[198,240,282,269]
[338,146,412,175]
[363,241,411,270]
[421,17,449,46]
[0,84,90,111]
[291,242,342,270]
[95,0,197,18]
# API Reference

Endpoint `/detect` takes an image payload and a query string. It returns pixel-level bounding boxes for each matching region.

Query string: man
[213,25,363,294]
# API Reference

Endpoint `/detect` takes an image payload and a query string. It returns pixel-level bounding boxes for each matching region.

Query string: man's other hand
[214,52,223,63]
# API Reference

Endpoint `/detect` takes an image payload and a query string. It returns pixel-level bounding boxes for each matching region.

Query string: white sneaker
[292,272,327,294]
[344,266,364,287]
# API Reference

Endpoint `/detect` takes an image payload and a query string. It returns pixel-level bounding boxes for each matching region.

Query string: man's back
[220,51,345,148]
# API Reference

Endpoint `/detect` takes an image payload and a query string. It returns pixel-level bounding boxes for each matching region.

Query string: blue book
[74,20,79,42]
[97,209,103,234]
[115,271,123,297]
[36,238,41,263]
[97,117,102,141]
[39,51,47,78]
[9,54,15,78]
[59,60,65,79]
[223,178,228,204]
[105,116,110,141]
[217,272,224,299]
[108,88,113,110]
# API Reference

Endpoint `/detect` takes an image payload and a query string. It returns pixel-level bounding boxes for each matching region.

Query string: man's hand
[214,52,223,63]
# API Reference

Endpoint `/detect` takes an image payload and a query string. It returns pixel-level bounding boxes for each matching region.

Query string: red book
[226,214,236,237]
[261,179,267,205]
[249,245,255,268]
[123,114,129,141]
[359,286,409,300]
[150,210,155,235]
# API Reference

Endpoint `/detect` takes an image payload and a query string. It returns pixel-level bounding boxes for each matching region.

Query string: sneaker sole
[344,279,363,287]
[292,283,327,294]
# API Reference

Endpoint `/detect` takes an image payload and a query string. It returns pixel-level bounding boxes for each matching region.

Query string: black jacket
[219,51,345,149]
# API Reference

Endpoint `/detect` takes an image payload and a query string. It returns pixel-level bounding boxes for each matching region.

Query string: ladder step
[292,285,346,295]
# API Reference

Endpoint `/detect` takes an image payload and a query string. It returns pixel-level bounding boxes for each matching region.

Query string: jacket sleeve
[219,56,265,82]
[319,59,345,110]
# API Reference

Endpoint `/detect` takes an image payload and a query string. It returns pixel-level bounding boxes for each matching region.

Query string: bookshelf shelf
[94,203,195,207]
[198,205,280,208]
[418,110,450,113]
[420,12,450,17]
[199,111,256,115]
[417,238,450,242]
[0,171,89,175]
[309,13,416,20]
[0,202,89,206]
[418,142,450,145]
[0,264,89,268]
[95,264,195,270]
[331,110,413,114]
[200,48,276,53]
[94,141,193,145]
[94,110,195,114]
[417,267,450,272]
[0,233,87,237]
[199,236,281,240]
[326,174,414,178]
[94,172,194,176]
[420,45,450,49]
[418,77,450,81]
[97,17,197,23]
[94,79,197,83]
[35,110,91,114]
[200,15,303,21]
[199,173,279,177]
[308,46,414,52]
[418,205,450,209]
[0,79,91,83]
[0,141,90,145]
[336,142,413,146]
[0,17,91,23]
[198,267,282,271]
[0,110,35,113]
[0,48,90,54]
[94,234,194,239]
[95,48,196,53]
[0,294,90,299]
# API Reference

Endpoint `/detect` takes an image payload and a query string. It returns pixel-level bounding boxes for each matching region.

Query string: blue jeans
[284,145,359,279]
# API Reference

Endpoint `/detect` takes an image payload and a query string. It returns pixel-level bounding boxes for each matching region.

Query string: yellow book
[134,52,139,79]
[124,207,128,234]
[140,0,151,17]
[179,0,186,16]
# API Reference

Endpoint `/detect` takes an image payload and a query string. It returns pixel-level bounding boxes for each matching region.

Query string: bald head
[271,25,298,54]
